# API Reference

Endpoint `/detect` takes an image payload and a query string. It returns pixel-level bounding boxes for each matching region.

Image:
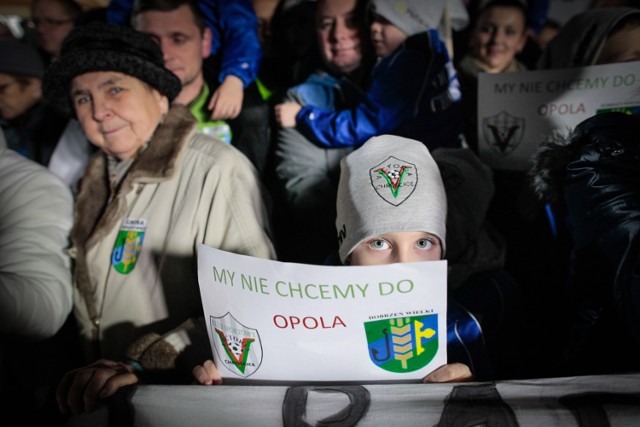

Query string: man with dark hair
[131,0,232,143]
[122,0,271,178]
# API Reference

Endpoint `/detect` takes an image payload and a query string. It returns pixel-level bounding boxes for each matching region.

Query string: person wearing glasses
[30,0,83,64]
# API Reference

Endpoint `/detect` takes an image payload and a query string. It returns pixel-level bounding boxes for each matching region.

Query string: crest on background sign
[370,156,418,206]
[364,314,439,373]
[210,313,263,377]
[482,111,525,156]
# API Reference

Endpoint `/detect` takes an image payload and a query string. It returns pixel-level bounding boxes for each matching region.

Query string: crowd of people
[1,0,639,424]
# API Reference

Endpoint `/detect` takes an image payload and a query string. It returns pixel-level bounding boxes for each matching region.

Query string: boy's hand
[209,75,244,120]
[422,363,474,383]
[193,359,223,385]
[274,101,302,128]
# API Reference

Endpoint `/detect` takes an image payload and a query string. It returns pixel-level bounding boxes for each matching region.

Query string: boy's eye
[369,239,390,250]
[416,239,432,250]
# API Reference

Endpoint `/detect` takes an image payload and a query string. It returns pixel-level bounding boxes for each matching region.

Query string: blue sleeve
[199,0,262,87]
[107,0,262,88]
[295,47,431,148]
[106,0,133,26]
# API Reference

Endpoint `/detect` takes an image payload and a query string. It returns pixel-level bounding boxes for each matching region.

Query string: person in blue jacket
[106,0,261,121]
[274,0,464,151]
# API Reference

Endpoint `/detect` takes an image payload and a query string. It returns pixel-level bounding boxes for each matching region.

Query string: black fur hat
[43,21,181,117]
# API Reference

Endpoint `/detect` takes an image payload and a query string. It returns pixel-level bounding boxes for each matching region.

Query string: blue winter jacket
[106,0,262,88]
[295,30,463,150]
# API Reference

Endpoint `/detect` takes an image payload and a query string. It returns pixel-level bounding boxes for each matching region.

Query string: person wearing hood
[529,111,640,376]
[43,22,276,415]
[274,0,466,151]
[536,6,640,69]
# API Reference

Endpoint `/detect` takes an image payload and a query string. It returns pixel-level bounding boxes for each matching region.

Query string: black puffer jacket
[531,112,640,374]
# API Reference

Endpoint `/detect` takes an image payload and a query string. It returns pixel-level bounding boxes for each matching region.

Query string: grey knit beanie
[43,21,181,117]
[336,135,447,263]
[370,0,445,37]
[0,39,44,79]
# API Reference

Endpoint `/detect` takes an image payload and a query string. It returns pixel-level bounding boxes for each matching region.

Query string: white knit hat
[370,0,446,36]
[336,135,447,263]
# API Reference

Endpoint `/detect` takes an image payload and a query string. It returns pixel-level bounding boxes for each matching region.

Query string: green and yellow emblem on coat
[112,218,147,274]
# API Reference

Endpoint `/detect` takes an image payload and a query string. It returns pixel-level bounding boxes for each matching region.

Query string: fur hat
[43,21,181,117]
[370,0,445,37]
[335,135,447,263]
[0,39,44,79]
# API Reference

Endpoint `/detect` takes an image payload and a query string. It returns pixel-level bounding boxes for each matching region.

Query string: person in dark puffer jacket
[530,111,640,376]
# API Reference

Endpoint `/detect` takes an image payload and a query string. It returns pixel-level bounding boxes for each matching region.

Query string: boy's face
[470,6,527,72]
[370,14,407,58]
[349,231,442,266]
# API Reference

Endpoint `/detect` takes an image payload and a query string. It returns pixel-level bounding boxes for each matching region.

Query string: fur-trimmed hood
[529,111,640,247]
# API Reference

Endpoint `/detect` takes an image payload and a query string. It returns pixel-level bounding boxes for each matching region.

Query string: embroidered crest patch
[111,218,146,274]
[365,314,439,373]
[369,156,417,206]
[210,312,263,378]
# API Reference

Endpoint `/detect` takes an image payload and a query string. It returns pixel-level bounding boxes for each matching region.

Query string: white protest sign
[197,244,448,384]
[478,61,640,171]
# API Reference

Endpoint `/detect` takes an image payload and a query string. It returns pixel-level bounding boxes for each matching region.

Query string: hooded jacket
[536,7,640,69]
[530,112,640,373]
[71,105,275,373]
[295,30,463,150]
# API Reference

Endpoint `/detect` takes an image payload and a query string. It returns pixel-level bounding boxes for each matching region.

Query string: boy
[274,0,464,151]
[193,135,494,385]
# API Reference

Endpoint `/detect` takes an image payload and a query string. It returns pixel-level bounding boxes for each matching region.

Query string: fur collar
[71,104,196,321]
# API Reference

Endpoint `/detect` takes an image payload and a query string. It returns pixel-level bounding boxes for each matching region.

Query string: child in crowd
[456,0,529,152]
[193,135,497,385]
[536,6,640,69]
[274,0,464,151]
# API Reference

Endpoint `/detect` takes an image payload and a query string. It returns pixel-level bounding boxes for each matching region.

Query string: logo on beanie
[370,156,417,206]
[482,110,524,155]
[210,312,263,378]
[364,314,439,373]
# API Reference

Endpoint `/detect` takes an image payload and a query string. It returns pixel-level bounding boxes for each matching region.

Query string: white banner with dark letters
[478,61,640,171]
[196,244,448,383]
[65,373,640,427]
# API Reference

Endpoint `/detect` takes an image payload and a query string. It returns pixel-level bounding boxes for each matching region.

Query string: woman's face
[470,6,527,72]
[349,231,442,266]
[71,71,169,161]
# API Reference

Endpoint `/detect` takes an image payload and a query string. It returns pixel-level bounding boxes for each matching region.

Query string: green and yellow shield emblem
[111,218,147,274]
[365,314,439,373]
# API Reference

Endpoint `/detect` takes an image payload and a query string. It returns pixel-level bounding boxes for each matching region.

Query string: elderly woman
[42,22,276,415]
